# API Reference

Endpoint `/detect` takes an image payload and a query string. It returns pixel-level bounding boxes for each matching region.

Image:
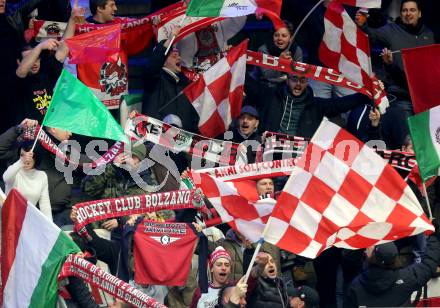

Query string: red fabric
[416,297,440,307]
[264,120,433,259]
[334,0,382,8]
[133,221,197,286]
[1,190,28,307]
[255,0,282,16]
[76,17,153,109]
[152,1,224,44]
[183,40,248,137]
[401,44,440,114]
[407,165,437,196]
[66,24,120,64]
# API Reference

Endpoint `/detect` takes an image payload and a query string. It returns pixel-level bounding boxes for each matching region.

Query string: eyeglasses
[288,76,308,84]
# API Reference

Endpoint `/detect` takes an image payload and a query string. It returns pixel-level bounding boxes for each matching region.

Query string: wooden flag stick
[422,182,433,220]
[243,238,264,284]
[290,0,325,43]
[164,15,186,56]
[30,126,44,152]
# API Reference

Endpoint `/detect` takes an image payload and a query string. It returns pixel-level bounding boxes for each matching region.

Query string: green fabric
[408,110,440,181]
[123,93,143,107]
[29,232,80,308]
[186,0,223,17]
[43,69,128,143]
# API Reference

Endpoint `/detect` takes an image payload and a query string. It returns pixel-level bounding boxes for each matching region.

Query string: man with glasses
[245,73,372,139]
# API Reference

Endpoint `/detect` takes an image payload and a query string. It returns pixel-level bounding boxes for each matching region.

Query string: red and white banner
[191,173,275,242]
[73,189,203,231]
[264,119,433,258]
[320,2,373,92]
[335,0,382,8]
[126,114,241,165]
[134,221,197,286]
[152,1,223,44]
[193,158,297,182]
[183,40,248,137]
[32,20,67,41]
[59,255,165,308]
[25,126,124,170]
[246,51,388,112]
[76,17,153,109]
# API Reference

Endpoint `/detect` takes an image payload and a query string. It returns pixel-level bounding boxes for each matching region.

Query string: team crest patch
[99,57,127,96]
[45,23,62,36]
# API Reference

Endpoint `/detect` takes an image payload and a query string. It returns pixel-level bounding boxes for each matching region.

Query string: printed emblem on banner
[151,235,180,245]
[436,127,440,145]
[45,23,62,36]
[174,132,192,148]
[99,57,127,96]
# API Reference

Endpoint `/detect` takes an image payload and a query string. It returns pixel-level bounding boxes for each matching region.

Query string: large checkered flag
[183,40,247,137]
[191,172,275,242]
[319,1,388,112]
[263,118,433,259]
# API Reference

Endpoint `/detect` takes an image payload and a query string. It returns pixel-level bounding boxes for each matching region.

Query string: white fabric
[3,203,60,307]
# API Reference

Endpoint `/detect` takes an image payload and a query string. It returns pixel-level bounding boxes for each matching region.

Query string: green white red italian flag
[186,0,283,27]
[408,105,440,181]
[1,189,80,307]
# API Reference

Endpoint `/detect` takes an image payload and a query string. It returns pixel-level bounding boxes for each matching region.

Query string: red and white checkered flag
[263,118,433,259]
[320,1,371,86]
[191,173,275,242]
[183,40,248,137]
[319,1,388,112]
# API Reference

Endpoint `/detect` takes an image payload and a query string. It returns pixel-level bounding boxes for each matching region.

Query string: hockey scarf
[126,114,240,165]
[73,189,205,232]
[24,126,124,169]
[247,50,389,112]
[133,221,198,286]
[59,255,165,308]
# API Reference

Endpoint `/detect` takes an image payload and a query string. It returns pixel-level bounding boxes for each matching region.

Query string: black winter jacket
[248,276,289,308]
[344,235,440,307]
[245,77,371,139]
[142,41,199,133]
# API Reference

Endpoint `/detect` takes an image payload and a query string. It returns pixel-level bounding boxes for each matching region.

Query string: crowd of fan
[1,0,440,307]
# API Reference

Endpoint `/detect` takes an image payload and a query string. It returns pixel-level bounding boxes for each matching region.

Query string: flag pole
[30,125,44,152]
[290,0,325,44]
[164,15,186,56]
[422,182,433,220]
[157,91,185,113]
[357,34,374,130]
[243,237,264,284]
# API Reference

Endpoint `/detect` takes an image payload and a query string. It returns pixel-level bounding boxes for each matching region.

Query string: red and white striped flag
[335,0,382,8]
[319,1,388,112]
[263,119,433,259]
[183,40,248,137]
[191,173,275,242]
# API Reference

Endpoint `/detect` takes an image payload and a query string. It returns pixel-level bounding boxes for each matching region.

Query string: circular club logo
[99,57,127,96]
[160,234,171,245]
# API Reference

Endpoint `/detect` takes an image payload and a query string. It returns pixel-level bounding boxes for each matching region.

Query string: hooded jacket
[344,235,440,307]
